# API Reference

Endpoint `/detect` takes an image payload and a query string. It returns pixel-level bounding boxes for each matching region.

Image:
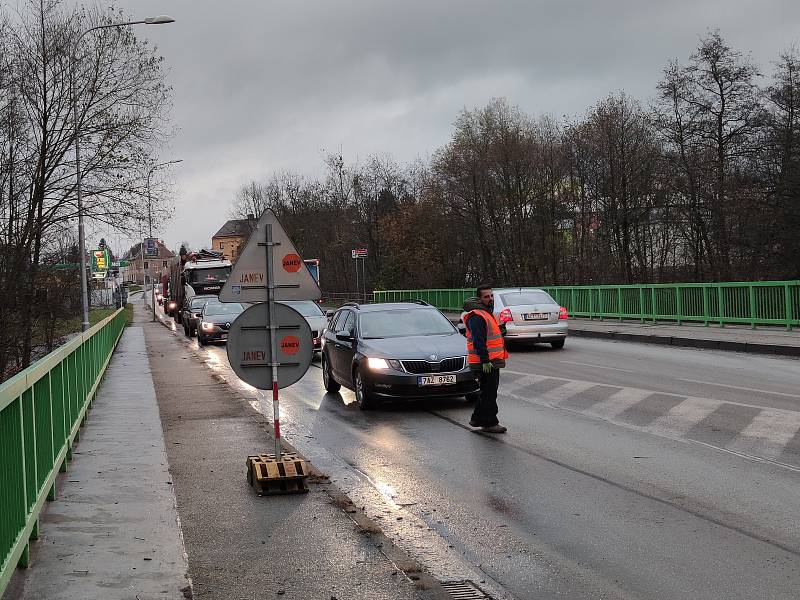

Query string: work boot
[480,424,507,434]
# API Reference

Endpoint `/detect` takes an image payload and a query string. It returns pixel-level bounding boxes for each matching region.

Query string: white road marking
[646,396,722,437]
[500,373,551,395]
[538,380,598,404]
[726,409,800,460]
[585,388,653,420]
[558,360,637,373]
[676,377,800,399]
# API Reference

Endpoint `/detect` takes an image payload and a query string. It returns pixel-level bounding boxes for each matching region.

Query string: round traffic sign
[226,302,313,390]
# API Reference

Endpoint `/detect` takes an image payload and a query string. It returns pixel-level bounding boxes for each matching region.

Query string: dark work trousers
[471,367,500,426]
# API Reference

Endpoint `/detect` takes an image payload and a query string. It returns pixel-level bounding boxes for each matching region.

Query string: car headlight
[168,301,176,309]
[367,357,389,370]
[388,359,402,370]
[201,322,214,331]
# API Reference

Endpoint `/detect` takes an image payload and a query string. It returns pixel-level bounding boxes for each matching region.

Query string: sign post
[220,209,321,495]
[351,248,367,302]
[143,239,159,321]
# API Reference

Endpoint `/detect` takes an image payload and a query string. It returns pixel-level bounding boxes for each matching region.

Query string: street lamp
[72,15,175,331]
[146,159,183,321]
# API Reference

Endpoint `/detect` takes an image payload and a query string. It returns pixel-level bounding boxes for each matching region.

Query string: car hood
[359,334,467,360]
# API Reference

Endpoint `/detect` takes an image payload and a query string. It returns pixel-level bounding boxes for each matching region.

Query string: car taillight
[559,306,569,320]
[499,308,513,324]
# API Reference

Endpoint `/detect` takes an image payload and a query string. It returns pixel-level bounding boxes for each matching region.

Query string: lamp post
[146,159,183,321]
[72,15,175,331]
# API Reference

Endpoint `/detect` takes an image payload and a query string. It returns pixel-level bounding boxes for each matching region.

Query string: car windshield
[190,297,211,310]
[280,300,324,317]
[500,291,555,306]
[187,267,230,284]
[204,302,243,316]
[359,308,455,339]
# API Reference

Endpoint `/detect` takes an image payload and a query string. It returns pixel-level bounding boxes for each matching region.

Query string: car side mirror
[326,310,335,320]
[457,322,467,336]
[335,332,354,342]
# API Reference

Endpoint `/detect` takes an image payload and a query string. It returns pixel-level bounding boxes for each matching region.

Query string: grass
[123,303,133,326]
[128,285,142,293]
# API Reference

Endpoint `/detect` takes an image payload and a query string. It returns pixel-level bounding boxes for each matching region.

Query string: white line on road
[646,396,721,437]
[558,360,637,373]
[676,377,800,399]
[539,380,598,403]
[584,388,653,420]
[726,409,800,460]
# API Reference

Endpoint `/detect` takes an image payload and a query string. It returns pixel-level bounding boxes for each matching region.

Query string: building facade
[121,240,176,285]
[211,215,256,263]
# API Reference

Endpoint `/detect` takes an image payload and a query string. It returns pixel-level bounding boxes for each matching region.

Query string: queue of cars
[174,287,568,410]
[178,296,328,353]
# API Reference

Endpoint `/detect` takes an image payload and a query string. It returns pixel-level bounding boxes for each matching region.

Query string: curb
[568,328,800,357]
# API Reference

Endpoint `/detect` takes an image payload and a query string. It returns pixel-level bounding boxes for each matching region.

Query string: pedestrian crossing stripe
[500,371,800,465]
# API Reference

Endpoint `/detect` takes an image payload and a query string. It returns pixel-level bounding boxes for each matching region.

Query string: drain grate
[440,580,491,600]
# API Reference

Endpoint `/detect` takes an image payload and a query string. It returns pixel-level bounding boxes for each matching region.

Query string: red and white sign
[282,253,302,273]
[351,248,368,259]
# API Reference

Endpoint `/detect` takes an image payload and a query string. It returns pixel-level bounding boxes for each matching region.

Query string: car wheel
[353,369,374,410]
[550,339,565,349]
[322,355,341,392]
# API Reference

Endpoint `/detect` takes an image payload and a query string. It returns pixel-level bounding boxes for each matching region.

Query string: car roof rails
[398,299,430,306]
[342,302,360,308]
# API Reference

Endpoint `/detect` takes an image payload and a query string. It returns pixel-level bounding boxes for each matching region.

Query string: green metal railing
[1,309,126,594]
[373,281,800,329]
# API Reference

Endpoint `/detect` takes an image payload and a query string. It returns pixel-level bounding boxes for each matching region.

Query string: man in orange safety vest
[463,284,509,433]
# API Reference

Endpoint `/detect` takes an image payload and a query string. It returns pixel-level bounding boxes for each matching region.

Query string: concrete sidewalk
[138,302,437,600]
[444,312,800,356]
[3,327,191,600]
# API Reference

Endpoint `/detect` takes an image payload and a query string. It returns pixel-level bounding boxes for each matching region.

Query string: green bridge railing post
[786,283,794,332]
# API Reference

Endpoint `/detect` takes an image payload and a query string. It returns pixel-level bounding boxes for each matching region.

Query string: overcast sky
[101,0,799,254]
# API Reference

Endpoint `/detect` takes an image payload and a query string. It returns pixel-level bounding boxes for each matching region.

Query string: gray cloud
[103,0,799,252]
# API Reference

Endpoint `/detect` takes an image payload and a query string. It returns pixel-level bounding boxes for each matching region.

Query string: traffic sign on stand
[219,208,318,495]
[226,303,313,390]
[351,248,368,259]
[219,209,321,303]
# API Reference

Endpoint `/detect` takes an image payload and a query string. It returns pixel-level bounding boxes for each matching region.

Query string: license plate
[418,374,456,386]
[523,312,548,321]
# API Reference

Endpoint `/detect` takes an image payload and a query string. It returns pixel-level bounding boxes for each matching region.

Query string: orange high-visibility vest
[464,310,508,365]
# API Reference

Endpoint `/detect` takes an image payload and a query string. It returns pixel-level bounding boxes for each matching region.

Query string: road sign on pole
[351,248,368,259]
[222,208,318,495]
[226,303,313,390]
[219,209,321,303]
[143,238,159,259]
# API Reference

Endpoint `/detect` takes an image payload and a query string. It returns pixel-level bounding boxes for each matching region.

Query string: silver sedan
[488,288,569,349]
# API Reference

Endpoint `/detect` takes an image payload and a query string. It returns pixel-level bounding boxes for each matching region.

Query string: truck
[165,249,232,323]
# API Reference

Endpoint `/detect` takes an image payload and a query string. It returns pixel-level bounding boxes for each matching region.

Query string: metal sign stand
[261,224,282,460]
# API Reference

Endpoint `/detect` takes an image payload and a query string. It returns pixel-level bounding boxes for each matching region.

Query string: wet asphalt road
[160,302,800,600]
